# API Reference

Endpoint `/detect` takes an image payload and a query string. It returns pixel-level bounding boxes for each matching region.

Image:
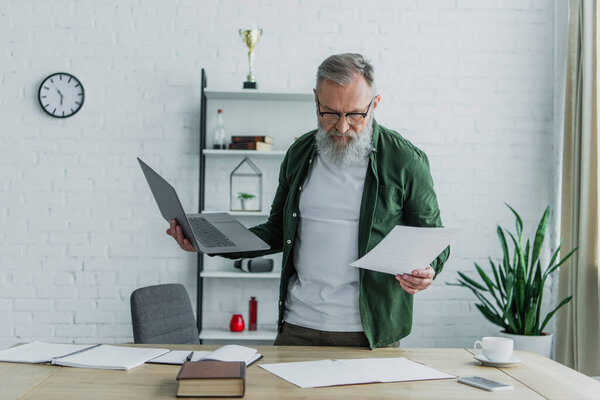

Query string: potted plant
[237,192,256,211]
[449,204,577,357]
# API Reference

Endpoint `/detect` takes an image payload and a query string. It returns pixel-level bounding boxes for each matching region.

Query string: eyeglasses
[317,96,374,126]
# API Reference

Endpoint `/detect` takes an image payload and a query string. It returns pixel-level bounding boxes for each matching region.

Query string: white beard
[314,118,374,167]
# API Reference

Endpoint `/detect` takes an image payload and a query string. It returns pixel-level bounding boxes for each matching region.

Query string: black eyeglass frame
[316,96,374,126]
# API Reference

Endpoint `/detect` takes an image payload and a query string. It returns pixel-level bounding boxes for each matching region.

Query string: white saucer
[474,354,521,367]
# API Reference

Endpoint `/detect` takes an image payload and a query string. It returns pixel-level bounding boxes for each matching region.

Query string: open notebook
[147,345,262,366]
[0,341,169,370]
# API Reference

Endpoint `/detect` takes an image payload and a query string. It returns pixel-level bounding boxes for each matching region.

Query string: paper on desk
[50,345,169,370]
[259,359,376,388]
[349,226,458,275]
[0,342,91,364]
[336,358,455,382]
[259,357,455,388]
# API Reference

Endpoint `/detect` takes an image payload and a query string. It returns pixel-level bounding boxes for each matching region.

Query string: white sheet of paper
[260,357,455,388]
[51,345,169,370]
[259,359,376,388]
[0,342,92,363]
[336,357,455,382]
[349,226,458,275]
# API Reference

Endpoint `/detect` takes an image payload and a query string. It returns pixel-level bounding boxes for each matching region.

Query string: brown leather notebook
[176,361,246,398]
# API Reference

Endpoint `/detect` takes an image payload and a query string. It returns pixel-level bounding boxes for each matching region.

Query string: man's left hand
[395,265,435,295]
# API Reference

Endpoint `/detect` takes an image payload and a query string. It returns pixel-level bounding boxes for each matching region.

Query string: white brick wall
[0,0,567,349]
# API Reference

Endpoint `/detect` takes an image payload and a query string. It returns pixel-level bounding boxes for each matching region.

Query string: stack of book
[229,135,273,151]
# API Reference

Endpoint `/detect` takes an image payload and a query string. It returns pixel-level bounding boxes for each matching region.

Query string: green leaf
[505,311,519,334]
[497,226,511,274]
[543,247,578,280]
[539,296,573,332]
[524,239,530,279]
[475,263,497,292]
[498,265,507,293]
[533,261,543,327]
[489,258,503,296]
[507,229,526,322]
[451,280,480,292]
[475,263,504,311]
[523,305,538,334]
[531,206,549,269]
[514,273,526,325]
[503,273,514,312]
[547,243,562,269]
[507,231,526,276]
[505,203,523,243]
[470,288,501,317]
[475,303,506,328]
[457,271,487,291]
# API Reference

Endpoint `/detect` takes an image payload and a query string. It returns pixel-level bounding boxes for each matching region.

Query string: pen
[186,351,194,362]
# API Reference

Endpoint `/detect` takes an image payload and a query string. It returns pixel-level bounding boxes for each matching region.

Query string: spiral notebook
[0,341,169,370]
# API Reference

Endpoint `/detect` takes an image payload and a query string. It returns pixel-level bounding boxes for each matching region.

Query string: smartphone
[457,376,513,392]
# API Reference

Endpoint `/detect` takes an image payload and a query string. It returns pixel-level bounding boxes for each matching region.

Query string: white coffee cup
[474,336,513,362]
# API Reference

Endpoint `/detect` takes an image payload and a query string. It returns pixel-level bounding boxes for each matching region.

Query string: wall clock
[38,72,85,118]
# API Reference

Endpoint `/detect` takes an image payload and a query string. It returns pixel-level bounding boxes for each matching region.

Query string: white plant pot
[499,330,553,358]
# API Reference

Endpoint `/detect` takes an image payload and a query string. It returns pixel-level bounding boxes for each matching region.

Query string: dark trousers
[274,322,398,347]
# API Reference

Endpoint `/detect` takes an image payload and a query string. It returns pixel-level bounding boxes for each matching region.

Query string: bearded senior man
[168,53,450,348]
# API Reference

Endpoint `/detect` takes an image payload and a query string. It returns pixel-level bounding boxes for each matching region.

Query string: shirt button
[309,159,312,164]
[286,239,291,244]
[279,301,283,306]
[299,186,302,191]
[292,213,297,217]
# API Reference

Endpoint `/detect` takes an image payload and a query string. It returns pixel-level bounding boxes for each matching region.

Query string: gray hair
[316,53,376,94]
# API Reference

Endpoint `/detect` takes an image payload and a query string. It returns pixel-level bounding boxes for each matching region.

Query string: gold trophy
[239,29,262,89]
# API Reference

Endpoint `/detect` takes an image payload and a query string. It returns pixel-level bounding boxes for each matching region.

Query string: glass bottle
[249,296,257,331]
[212,109,226,149]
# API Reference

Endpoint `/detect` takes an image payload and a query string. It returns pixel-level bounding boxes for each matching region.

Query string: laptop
[137,157,270,254]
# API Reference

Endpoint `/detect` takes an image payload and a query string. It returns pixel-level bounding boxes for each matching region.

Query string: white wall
[0,0,565,348]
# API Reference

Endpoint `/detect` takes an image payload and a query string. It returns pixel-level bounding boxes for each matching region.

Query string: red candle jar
[230,314,245,332]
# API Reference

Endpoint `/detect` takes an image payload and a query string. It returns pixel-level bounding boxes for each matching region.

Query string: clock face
[38,72,85,118]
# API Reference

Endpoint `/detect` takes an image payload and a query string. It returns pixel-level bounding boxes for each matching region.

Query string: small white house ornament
[230,157,262,212]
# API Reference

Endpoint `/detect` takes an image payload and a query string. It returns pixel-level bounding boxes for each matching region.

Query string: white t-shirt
[283,153,368,332]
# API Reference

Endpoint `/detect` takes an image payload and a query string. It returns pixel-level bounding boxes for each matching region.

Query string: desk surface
[2,345,599,400]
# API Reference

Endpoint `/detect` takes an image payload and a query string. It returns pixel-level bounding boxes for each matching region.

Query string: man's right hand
[166,219,197,252]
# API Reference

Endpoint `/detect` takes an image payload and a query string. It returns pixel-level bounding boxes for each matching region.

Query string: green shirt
[224,120,450,348]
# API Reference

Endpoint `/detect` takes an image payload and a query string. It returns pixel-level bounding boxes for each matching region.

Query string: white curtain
[556,0,600,376]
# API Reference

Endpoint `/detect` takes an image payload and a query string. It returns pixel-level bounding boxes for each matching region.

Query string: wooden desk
[2,345,599,399]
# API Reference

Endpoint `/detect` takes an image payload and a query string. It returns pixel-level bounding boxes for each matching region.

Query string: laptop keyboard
[189,217,236,248]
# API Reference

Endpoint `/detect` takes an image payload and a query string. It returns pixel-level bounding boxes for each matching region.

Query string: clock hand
[56,89,64,105]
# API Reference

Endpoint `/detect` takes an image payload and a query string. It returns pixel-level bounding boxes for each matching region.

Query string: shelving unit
[199,329,277,341]
[203,149,286,157]
[200,270,281,279]
[198,69,314,343]
[205,90,313,102]
[202,210,271,217]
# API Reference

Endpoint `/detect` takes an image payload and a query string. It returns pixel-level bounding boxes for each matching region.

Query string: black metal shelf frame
[197,69,207,337]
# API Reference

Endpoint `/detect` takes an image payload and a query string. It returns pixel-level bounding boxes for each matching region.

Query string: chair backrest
[130,283,199,344]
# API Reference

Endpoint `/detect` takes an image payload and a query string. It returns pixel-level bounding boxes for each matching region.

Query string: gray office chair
[130,283,200,344]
